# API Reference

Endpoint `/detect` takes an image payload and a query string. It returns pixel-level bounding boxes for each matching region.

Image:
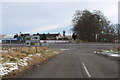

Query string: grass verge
[0,47,62,78]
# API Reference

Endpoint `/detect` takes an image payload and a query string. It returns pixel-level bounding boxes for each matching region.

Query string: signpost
[25,35,41,53]
[25,35,41,47]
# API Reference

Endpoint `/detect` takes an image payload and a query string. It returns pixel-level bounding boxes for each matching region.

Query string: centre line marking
[82,62,91,78]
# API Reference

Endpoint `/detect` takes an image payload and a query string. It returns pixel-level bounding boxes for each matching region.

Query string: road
[20,43,119,78]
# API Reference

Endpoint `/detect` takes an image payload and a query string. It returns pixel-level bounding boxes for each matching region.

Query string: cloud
[1,0,119,2]
[8,18,48,27]
[25,25,66,33]
[0,4,2,34]
[2,2,118,34]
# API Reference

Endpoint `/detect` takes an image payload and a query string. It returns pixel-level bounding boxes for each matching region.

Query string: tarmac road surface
[21,43,119,78]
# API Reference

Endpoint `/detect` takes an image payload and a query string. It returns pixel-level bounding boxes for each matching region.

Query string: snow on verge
[0,53,42,77]
[94,50,120,57]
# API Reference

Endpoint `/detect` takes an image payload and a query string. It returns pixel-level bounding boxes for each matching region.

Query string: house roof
[0,35,5,40]
[46,34,59,36]
[2,34,16,39]
[33,34,60,36]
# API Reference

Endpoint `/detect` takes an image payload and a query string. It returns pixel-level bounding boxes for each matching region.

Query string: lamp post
[95,34,98,42]
[69,25,72,40]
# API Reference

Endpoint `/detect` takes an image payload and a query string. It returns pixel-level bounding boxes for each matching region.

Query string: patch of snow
[53,51,59,54]
[18,56,33,67]
[0,51,50,77]
[0,50,8,53]
[103,50,110,53]
[40,40,68,43]
[28,54,33,56]
[109,54,120,57]
[0,63,18,77]
[45,50,49,52]
[1,69,11,76]
[22,63,28,66]
[61,49,69,51]
[95,50,120,57]
[94,51,97,53]
[36,53,41,56]
[5,63,17,65]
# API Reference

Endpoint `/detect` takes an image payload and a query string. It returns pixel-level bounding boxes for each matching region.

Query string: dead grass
[1,46,62,78]
[117,45,120,51]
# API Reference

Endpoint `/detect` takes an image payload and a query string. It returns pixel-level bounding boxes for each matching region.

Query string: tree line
[72,9,119,42]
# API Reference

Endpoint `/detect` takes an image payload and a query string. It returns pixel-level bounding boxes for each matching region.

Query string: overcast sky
[0,0,119,35]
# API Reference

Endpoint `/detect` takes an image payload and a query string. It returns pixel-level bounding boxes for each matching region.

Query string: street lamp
[95,34,98,42]
[69,25,72,40]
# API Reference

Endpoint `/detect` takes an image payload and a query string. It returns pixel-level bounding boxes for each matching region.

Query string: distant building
[0,35,5,40]
[1,33,69,44]
[2,34,19,43]
[0,35,5,43]
[33,33,61,40]
[33,33,69,40]
[45,34,60,40]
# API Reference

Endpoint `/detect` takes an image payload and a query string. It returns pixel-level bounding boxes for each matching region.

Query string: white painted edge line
[82,62,91,78]
[61,49,70,51]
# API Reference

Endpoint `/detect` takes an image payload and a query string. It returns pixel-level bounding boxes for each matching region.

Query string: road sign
[25,35,41,46]
[26,40,31,46]
[31,36,40,40]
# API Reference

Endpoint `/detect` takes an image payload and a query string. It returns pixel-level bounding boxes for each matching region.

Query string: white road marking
[82,62,91,78]
[61,49,70,51]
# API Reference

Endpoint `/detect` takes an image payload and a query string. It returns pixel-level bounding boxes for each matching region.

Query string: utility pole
[69,25,72,40]
[95,34,98,42]
[63,30,65,38]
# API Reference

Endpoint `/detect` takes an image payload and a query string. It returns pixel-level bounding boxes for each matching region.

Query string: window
[34,37,38,39]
